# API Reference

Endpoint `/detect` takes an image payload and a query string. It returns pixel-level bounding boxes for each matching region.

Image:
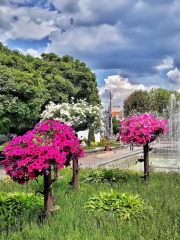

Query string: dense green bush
[85,189,152,220]
[0,192,43,221]
[83,168,141,184]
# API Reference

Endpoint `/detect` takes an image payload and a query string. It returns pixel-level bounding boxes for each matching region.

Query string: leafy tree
[0,43,101,134]
[149,88,171,116]
[88,126,95,146]
[112,118,120,134]
[40,52,101,105]
[0,65,46,135]
[123,88,180,119]
[123,90,150,117]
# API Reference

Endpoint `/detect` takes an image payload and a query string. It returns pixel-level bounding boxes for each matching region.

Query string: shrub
[83,137,88,144]
[100,137,107,146]
[83,168,127,183]
[0,192,43,221]
[91,142,98,147]
[83,168,141,184]
[84,189,152,220]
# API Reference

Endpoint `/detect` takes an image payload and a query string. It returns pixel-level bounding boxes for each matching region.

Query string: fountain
[129,94,180,172]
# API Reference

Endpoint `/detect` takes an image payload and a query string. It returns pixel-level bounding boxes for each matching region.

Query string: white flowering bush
[40,98,104,133]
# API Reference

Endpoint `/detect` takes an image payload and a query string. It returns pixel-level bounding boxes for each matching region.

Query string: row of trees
[0,43,101,135]
[123,88,180,118]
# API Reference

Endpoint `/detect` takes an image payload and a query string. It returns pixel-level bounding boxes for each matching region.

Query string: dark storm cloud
[53,0,80,13]
[0,0,9,5]
[65,0,180,84]
[1,0,180,91]
[11,0,49,8]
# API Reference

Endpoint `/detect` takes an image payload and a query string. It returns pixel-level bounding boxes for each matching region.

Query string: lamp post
[100,85,120,140]
[110,91,113,140]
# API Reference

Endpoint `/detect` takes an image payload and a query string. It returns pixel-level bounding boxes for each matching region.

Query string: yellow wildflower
[113,177,116,180]
[124,213,130,220]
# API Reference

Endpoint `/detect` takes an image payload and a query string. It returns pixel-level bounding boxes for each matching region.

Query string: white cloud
[26,48,42,58]
[167,68,180,84]
[47,23,126,59]
[16,47,44,58]
[0,5,58,41]
[156,56,174,70]
[99,75,146,110]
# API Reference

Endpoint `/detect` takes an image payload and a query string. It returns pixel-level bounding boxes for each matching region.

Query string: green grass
[1,168,180,240]
[82,146,96,150]
[0,142,8,150]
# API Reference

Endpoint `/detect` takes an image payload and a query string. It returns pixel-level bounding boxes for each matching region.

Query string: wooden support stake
[73,159,79,189]
[44,168,53,212]
[143,143,149,182]
[54,164,59,179]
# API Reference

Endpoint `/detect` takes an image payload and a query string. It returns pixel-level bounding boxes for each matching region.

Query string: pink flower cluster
[120,114,169,145]
[2,120,84,185]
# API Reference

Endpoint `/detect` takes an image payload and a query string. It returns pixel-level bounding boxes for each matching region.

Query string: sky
[1,0,180,110]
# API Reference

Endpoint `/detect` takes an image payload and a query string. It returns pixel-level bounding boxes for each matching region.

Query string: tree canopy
[0,42,101,134]
[123,90,150,117]
[123,88,180,118]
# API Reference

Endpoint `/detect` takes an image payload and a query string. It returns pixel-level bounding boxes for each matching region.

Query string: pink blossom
[3,120,84,184]
[119,114,169,145]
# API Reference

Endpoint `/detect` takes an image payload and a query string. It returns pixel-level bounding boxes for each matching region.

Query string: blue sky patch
[6,36,52,50]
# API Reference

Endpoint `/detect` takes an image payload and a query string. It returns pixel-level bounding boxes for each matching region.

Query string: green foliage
[0,65,46,134]
[85,189,152,220]
[0,43,101,134]
[0,192,43,221]
[91,142,98,147]
[123,90,150,117]
[83,137,88,143]
[123,88,180,118]
[88,126,95,146]
[100,137,107,146]
[0,141,8,150]
[150,88,171,117]
[1,168,180,239]
[83,168,141,184]
[112,117,120,134]
[83,168,128,183]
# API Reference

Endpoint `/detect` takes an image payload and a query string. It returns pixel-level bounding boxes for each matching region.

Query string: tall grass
[1,168,180,240]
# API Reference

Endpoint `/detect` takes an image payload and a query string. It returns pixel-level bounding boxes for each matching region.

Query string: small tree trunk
[44,169,53,213]
[54,164,59,179]
[143,143,149,181]
[73,159,79,189]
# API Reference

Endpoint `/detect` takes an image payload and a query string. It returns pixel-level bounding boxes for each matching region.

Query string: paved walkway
[0,141,172,178]
[78,141,173,168]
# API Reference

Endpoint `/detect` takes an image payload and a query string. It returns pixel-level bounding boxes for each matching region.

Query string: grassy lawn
[1,168,180,240]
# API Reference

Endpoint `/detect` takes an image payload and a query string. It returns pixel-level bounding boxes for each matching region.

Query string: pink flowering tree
[2,120,84,185]
[120,114,169,145]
